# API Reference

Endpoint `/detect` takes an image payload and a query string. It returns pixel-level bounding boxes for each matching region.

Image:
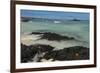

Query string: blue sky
[21,10,89,20]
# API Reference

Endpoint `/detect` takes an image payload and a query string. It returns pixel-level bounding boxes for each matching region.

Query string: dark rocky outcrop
[21,44,37,63]
[43,46,89,61]
[30,32,43,35]
[21,17,33,22]
[30,32,75,41]
[21,43,54,63]
[21,43,89,63]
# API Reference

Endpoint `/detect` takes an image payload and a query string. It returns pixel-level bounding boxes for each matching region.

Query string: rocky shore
[21,32,89,63]
[21,43,89,63]
[21,44,54,62]
[30,32,75,41]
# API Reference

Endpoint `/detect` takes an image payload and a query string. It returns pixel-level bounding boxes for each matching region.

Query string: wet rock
[21,43,89,63]
[21,43,54,63]
[31,32,75,41]
[43,46,89,61]
[33,44,54,52]
[30,32,43,35]
[21,44,37,63]
[21,17,32,22]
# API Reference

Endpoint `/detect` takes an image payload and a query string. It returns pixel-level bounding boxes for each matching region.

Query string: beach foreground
[21,32,89,63]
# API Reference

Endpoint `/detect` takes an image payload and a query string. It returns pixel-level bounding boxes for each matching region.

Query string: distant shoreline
[21,16,89,22]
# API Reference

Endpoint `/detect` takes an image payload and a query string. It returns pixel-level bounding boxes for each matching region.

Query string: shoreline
[21,43,89,63]
[21,32,89,48]
[21,32,89,63]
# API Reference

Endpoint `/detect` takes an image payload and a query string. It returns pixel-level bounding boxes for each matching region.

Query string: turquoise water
[21,19,89,43]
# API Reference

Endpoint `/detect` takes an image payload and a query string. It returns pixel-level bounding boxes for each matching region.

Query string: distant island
[71,18,81,21]
[21,17,88,22]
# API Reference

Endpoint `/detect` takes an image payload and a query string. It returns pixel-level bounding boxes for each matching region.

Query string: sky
[21,10,89,20]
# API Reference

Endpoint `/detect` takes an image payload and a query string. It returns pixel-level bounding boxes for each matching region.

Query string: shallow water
[21,19,90,62]
[21,19,89,43]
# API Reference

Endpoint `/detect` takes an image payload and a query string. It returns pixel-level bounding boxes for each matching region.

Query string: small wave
[54,21,61,23]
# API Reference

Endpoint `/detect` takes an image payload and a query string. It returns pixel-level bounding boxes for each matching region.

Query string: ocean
[21,19,89,45]
[20,18,90,62]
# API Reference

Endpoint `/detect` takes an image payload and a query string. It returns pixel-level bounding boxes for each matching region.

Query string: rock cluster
[21,43,89,63]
